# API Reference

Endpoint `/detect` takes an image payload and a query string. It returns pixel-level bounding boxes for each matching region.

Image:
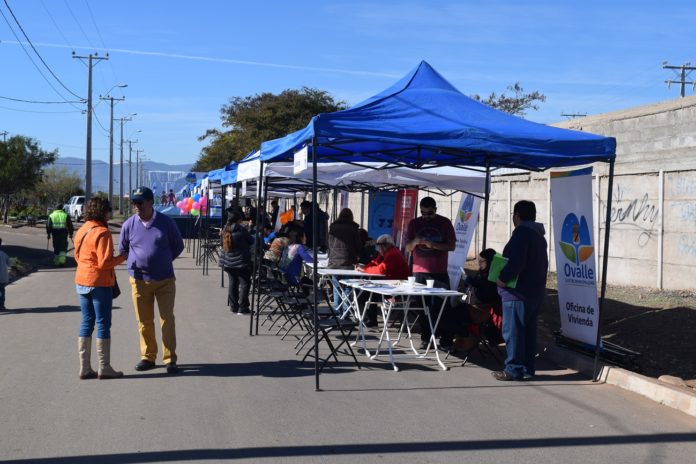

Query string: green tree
[0,136,57,223]
[472,82,546,116]
[195,87,346,171]
[34,166,83,211]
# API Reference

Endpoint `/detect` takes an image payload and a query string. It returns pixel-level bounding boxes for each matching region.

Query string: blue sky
[1,0,694,167]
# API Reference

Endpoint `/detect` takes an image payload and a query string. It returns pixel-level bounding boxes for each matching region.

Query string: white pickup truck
[64,195,85,222]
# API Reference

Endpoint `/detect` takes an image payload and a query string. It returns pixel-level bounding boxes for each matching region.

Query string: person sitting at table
[328,208,362,269]
[328,208,362,315]
[438,248,502,352]
[356,234,410,327]
[262,222,276,246]
[357,228,378,265]
[279,227,314,286]
[264,221,299,264]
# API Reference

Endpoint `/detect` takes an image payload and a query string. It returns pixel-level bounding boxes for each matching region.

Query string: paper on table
[487,253,518,288]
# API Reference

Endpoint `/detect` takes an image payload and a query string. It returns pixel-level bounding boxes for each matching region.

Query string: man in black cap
[119,187,185,374]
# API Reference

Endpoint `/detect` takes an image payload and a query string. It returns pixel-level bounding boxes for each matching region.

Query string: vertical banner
[447,194,482,291]
[392,189,418,251]
[368,191,397,239]
[550,167,600,346]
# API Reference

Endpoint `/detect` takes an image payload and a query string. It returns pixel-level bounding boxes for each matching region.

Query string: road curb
[539,340,696,419]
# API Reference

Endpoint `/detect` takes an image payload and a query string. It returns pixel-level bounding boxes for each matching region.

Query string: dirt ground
[540,276,696,381]
[4,222,695,381]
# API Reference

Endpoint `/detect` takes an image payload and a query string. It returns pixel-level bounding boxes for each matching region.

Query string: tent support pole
[482,161,491,250]
[312,137,321,391]
[249,161,264,337]
[332,188,338,222]
[255,174,270,335]
[221,186,226,288]
[593,159,615,382]
[360,191,365,228]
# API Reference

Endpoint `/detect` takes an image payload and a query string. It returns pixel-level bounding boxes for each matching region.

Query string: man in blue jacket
[119,187,185,374]
[493,200,548,381]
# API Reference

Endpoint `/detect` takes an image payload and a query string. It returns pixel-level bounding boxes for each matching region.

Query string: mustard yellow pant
[130,277,177,364]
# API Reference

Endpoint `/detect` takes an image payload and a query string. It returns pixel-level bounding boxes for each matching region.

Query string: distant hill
[54,156,194,194]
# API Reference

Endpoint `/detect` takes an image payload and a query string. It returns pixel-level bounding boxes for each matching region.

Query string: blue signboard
[368,191,396,239]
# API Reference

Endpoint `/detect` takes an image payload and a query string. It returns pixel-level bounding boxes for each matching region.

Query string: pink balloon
[192,201,200,209]
[200,196,207,206]
[179,209,186,215]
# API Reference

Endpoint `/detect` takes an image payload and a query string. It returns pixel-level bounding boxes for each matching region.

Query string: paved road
[0,226,695,464]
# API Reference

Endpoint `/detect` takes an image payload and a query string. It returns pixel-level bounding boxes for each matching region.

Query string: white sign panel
[293,146,308,175]
[447,194,481,291]
[550,167,600,346]
[241,180,247,197]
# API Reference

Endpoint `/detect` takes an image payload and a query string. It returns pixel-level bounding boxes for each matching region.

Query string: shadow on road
[3,432,696,463]
[0,305,81,315]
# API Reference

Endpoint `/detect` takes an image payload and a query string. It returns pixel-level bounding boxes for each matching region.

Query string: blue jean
[78,286,113,339]
[332,283,350,316]
[0,283,6,308]
[501,297,542,378]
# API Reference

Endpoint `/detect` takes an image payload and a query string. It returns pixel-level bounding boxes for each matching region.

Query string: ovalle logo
[458,195,475,222]
[559,213,594,265]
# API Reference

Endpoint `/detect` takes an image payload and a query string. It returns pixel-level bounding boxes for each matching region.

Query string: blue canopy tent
[257,61,616,386]
[260,61,614,171]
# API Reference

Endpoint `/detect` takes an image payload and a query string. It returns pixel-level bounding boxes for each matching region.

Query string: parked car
[64,196,85,222]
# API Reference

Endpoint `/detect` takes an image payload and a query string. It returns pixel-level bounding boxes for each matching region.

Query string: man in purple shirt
[119,187,185,374]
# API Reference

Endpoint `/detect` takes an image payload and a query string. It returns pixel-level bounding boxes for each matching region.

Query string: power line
[0,104,81,114]
[0,8,81,108]
[83,0,107,50]
[0,95,84,104]
[40,0,73,49]
[63,0,93,48]
[3,0,84,100]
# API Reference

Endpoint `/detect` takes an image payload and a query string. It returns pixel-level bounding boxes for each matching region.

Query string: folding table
[340,279,462,371]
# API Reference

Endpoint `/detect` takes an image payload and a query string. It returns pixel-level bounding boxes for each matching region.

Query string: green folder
[487,253,518,288]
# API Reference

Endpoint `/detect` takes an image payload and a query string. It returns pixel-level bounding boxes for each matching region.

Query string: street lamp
[100,84,127,206]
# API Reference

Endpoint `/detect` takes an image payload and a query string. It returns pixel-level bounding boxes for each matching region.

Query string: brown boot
[96,338,123,379]
[78,337,97,379]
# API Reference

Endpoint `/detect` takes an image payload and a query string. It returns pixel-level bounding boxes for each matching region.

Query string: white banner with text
[550,167,600,346]
[447,194,481,291]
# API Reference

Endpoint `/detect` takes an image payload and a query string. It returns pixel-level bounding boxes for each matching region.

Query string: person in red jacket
[356,234,409,327]
[357,234,409,279]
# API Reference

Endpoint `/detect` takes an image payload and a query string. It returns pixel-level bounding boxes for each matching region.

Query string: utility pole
[100,93,126,206]
[116,116,135,214]
[127,139,138,215]
[0,131,7,142]
[73,53,108,202]
[135,149,144,186]
[662,61,696,97]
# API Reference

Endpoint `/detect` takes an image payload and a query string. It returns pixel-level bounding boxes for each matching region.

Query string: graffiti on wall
[603,184,659,247]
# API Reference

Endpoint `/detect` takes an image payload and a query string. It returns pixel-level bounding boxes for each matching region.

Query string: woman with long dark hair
[74,197,126,379]
[219,211,253,314]
[279,227,314,286]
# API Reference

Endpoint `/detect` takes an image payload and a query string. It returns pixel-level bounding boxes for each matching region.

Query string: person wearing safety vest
[47,203,74,266]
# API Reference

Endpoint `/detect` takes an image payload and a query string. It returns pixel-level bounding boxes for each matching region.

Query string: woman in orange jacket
[74,197,127,379]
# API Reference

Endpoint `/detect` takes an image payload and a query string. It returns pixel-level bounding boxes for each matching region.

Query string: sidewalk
[0,232,695,463]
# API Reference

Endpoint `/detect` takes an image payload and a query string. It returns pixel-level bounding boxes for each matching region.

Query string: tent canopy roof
[260,61,615,171]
